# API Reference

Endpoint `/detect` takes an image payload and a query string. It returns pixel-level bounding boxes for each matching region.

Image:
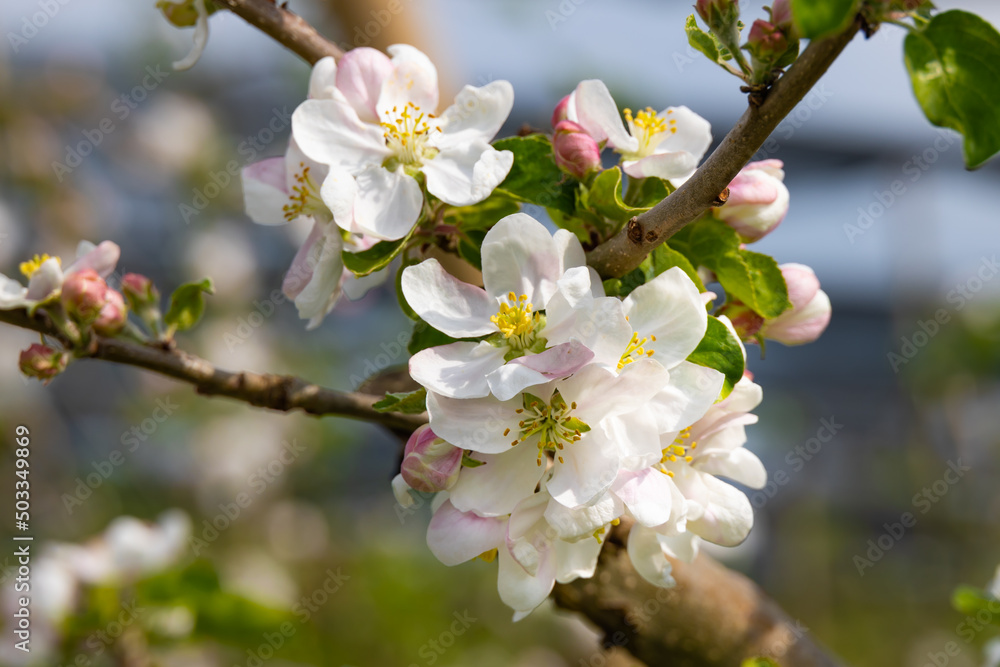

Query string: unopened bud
[761,264,831,345]
[93,289,128,336]
[61,269,109,323]
[551,94,572,127]
[400,424,462,493]
[769,0,794,33]
[746,19,789,70]
[716,160,789,242]
[121,273,159,309]
[552,120,602,180]
[19,344,69,382]
[696,0,742,48]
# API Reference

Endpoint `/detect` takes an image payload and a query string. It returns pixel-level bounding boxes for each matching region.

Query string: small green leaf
[163,278,213,335]
[461,452,485,468]
[687,315,745,398]
[686,14,720,63]
[715,249,791,319]
[904,10,1000,168]
[373,388,427,414]
[408,320,459,355]
[648,244,706,293]
[629,176,674,209]
[343,231,412,277]
[587,167,647,225]
[791,0,858,39]
[493,135,577,215]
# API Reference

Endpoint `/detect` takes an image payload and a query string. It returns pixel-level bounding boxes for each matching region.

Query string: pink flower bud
[696,0,741,46]
[551,94,572,127]
[552,120,602,180]
[746,20,789,67]
[762,264,831,345]
[400,425,462,493]
[93,289,128,336]
[19,344,69,382]
[716,160,789,242]
[121,273,159,309]
[769,0,794,32]
[61,269,109,322]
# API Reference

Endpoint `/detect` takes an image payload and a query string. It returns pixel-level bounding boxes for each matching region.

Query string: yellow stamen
[19,254,60,279]
[490,293,541,350]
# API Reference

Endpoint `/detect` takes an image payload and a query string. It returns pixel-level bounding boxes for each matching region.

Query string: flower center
[622,107,677,158]
[507,391,591,466]
[658,427,698,477]
[618,330,656,370]
[19,254,60,279]
[282,163,328,222]
[381,101,438,167]
[491,292,542,351]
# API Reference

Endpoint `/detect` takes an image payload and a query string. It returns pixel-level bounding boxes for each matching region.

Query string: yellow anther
[478,549,498,563]
[19,254,60,279]
[282,163,326,222]
[618,331,655,370]
[490,293,541,349]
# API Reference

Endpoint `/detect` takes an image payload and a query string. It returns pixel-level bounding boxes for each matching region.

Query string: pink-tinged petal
[672,467,753,547]
[352,165,422,240]
[487,341,594,402]
[612,469,676,528]
[764,289,831,346]
[66,241,120,278]
[725,167,782,207]
[379,44,439,115]
[292,99,389,171]
[780,263,821,309]
[426,392,524,455]
[426,500,506,566]
[424,143,513,207]
[480,213,562,305]
[553,535,603,583]
[335,47,392,123]
[282,222,324,299]
[449,445,546,517]
[292,228,345,329]
[410,341,506,399]
[434,81,514,150]
[400,259,495,337]
[573,80,637,153]
[308,56,338,100]
[242,157,289,226]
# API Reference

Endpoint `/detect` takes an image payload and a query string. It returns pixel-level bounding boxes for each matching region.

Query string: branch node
[626,218,643,245]
[712,187,731,207]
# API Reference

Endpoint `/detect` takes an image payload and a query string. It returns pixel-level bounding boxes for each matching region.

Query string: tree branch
[586,18,863,278]
[0,307,423,431]
[553,521,844,667]
[214,0,343,64]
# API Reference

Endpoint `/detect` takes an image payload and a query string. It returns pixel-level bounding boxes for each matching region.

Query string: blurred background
[0,1,998,665]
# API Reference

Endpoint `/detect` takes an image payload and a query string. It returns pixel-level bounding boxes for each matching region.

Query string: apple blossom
[770,0,794,33]
[402,212,630,401]
[761,263,831,345]
[696,0,741,45]
[121,272,159,308]
[400,424,463,493]
[61,269,109,323]
[716,159,790,242]
[552,120,602,180]
[292,45,514,241]
[746,19,790,78]
[19,344,69,382]
[0,241,120,312]
[561,80,712,185]
[93,289,128,336]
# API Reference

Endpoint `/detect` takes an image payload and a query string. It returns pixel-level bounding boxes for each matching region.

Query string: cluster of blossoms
[391,212,770,617]
[242,45,514,328]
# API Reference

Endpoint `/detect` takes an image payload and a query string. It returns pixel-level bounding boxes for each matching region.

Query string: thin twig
[214,0,343,63]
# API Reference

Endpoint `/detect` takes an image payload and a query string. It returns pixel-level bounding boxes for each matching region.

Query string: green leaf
[629,176,674,209]
[456,228,487,271]
[493,135,578,215]
[686,14,720,63]
[587,167,647,225]
[791,0,858,40]
[687,315,745,398]
[373,387,427,414]
[442,194,520,231]
[408,319,459,355]
[163,278,213,335]
[648,244,706,293]
[904,10,1000,168]
[343,231,412,277]
[952,585,1000,619]
[714,250,791,319]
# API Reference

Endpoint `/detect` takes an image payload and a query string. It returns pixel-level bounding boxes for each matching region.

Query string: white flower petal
[612,469,676,528]
[623,152,701,183]
[282,221,323,299]
[627,525,676,588]
[651,362,725,434]
[292,99,389,171]
[434,80,514,150]
[0,275,29,310]
[554,536,603,583]
[426,392,523,455]
[423,143,513,207]
[449,445,546,517]
[487,341,594,402]
[624,267,707,370]
[320,168,360,234]
[379,44,439,115]
[426,500,506,566]
[573,80,637,153]
[543,493,621,542]
[695,448,767,490]
[547,432,620,508]
[410,340,506,398]
[334,47,392,122]
[673,467,753,547]
[352,165,422,240]
[553,228,587,275]
[292,227,345,329]
[67,241,120,278]
[656,106,712,163]
[391,473,417,508]
[25,259,65,301]
[400,259,496,337]
[480,213,565,305]
[497,540,555,615]
[307,56,338,100]
[242,157,289,225]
